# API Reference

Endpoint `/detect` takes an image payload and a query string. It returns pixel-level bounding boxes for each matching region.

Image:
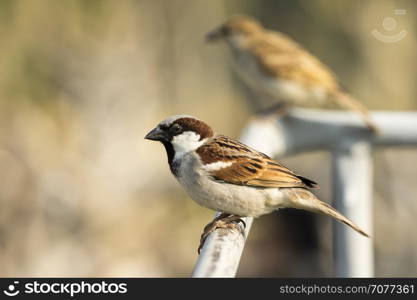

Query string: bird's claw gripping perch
[198,213,245,254]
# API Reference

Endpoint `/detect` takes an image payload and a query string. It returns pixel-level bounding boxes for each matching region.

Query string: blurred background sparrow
[206,15,379,132]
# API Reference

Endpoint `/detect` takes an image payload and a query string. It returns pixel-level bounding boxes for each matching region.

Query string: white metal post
[332,140,374,277]
[191,217,253,277]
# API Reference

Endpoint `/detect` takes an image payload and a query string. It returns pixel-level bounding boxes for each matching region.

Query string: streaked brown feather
[196,136,317,189]
[248,31,339,91]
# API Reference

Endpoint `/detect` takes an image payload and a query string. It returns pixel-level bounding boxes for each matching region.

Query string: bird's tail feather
[330,90,379,134]
[287,188,370,237]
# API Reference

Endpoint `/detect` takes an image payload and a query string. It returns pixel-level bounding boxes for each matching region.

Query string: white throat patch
[227,34,249,50]
[172,131,206,160]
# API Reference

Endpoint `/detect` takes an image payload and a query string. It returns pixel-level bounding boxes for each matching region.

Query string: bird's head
[206,15,263,46]
[145,115,214,158]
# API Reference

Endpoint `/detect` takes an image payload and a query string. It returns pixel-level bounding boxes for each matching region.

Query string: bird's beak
[205,27,223,42]
[144,127,167,142]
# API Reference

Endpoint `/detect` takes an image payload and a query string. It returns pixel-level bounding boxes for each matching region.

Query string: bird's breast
[175,152,287,217]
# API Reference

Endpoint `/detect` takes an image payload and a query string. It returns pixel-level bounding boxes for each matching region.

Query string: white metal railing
[192,109,417,277]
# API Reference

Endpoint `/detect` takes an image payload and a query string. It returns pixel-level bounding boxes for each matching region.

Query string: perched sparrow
[145,115,369,252]
[206,15,379,133]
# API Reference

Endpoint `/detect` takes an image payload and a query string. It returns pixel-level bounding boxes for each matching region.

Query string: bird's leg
[255,102,288,117]
[198,213,245,254]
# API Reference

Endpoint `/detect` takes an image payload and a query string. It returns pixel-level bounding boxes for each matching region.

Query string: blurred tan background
[0,0,416,277]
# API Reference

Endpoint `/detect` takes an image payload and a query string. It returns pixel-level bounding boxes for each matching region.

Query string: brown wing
[249,31,339,91]
[196,136,317,189]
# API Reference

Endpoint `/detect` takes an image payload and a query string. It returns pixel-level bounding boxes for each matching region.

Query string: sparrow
[145,115,369,253]
[206,15,379,133]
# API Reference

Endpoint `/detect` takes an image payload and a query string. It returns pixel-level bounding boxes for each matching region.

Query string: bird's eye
[221,26,230,35]
[171,123,182,134]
